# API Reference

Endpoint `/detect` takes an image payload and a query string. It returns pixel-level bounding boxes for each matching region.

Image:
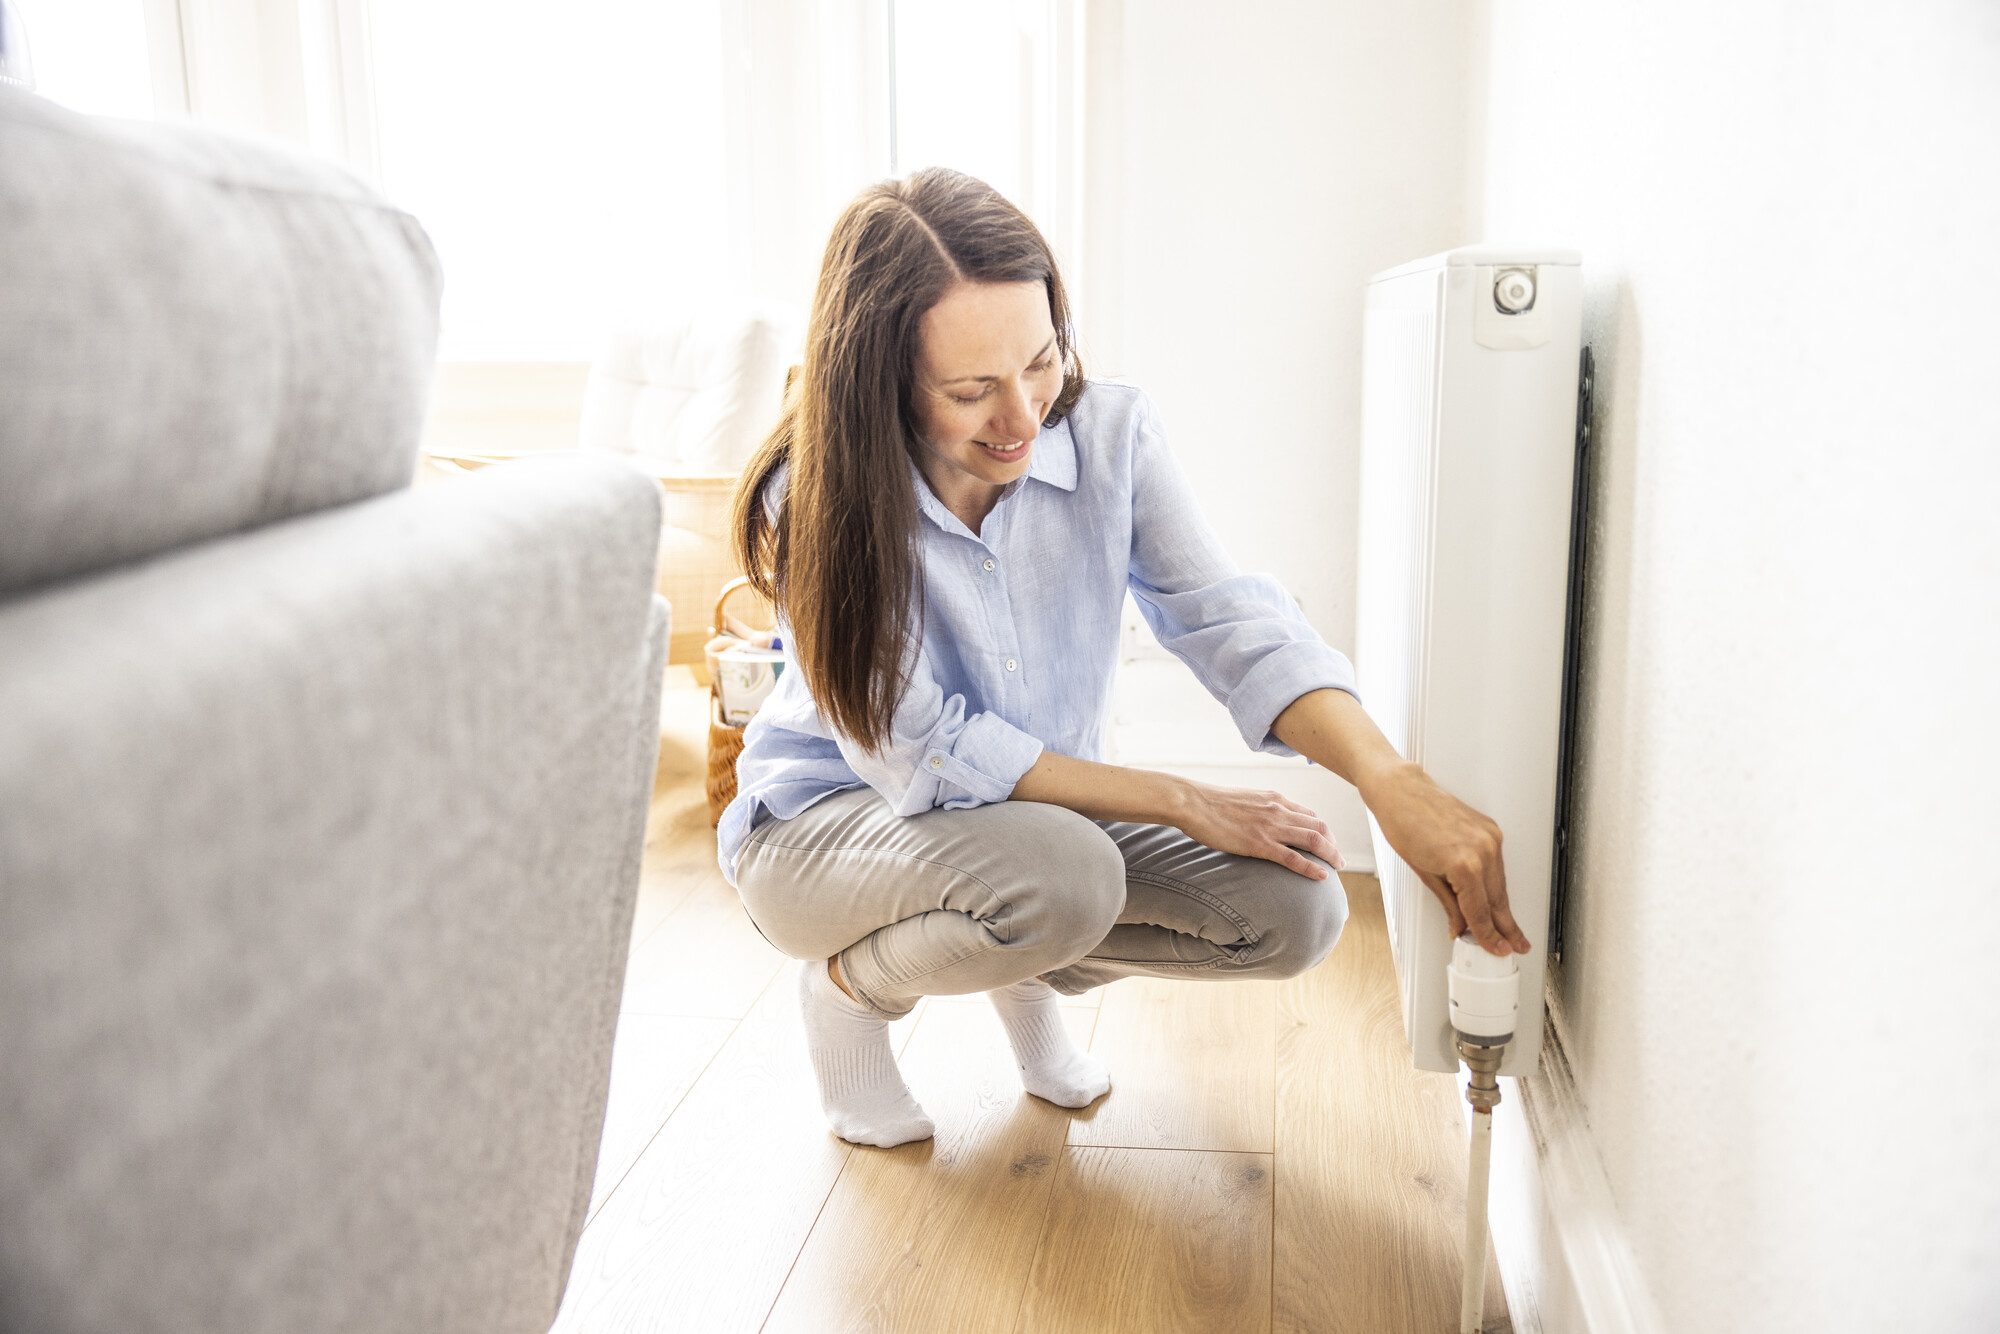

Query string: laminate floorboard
[628,811,717,952]
[1016,1146,1273,1334]
[561,681,1508,1334]
[552,975,850,1334]
[1272,872,1510,1333]
[630,667,723,947]
[1068,976,1276,1153]
[622,870,788,1019]
[761,1002,1096,1334]
[586,1014,738,1224]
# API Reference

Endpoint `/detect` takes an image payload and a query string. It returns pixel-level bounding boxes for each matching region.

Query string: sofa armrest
[0,453,666,1334]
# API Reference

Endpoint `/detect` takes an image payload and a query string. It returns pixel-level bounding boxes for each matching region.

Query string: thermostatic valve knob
[1448,932,1521,1043]
[1493,267,1536,313]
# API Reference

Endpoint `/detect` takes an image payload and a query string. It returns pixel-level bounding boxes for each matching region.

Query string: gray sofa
[0,89,667,1333]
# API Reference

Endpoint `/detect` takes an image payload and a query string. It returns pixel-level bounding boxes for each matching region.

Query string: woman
[720,168,1530,1149]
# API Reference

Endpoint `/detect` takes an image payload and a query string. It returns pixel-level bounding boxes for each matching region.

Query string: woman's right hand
[1010,753,1341,880]
[1361,760,1530,955]
[1171,779,1344,882]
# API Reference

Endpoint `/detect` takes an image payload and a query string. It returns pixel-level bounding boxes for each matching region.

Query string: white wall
[1084,0,1476,857]
[1476,3,2000,1330]
[1087,0,1475,640]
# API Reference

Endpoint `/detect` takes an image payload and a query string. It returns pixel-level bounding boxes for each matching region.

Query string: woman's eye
[952,391,988,405]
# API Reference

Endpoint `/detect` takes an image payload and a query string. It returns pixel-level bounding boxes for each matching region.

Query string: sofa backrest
[0,89,441,598]
[577,304,800,478]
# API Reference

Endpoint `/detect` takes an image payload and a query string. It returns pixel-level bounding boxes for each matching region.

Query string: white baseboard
[1490,985,1666,1334]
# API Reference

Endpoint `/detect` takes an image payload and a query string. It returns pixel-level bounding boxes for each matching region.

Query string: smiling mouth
[979,439,1031,461]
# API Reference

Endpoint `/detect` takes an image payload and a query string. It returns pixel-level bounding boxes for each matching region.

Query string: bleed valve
[1493,267,1537,314]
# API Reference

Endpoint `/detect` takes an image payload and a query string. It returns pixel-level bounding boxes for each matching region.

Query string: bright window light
[894,0,1047,216]
[13,0,154,119]
[369,0,731,362]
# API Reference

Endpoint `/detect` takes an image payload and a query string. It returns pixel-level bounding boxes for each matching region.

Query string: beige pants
[733,787,1347,1019]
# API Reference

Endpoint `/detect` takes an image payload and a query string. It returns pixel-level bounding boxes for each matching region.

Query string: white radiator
[1355,245,1582,1076]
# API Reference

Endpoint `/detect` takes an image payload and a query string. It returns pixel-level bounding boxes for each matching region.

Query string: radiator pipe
[1449,935,1521,1334]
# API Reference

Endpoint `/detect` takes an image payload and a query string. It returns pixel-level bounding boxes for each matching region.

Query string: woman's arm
[1009,751,1344,883]
[1271,687,1531,956]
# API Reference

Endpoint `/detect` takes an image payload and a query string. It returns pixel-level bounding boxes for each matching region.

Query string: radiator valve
[1449,933,1520,1111]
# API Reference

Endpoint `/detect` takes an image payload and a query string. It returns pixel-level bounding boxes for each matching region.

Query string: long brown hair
[731,168,1086,752]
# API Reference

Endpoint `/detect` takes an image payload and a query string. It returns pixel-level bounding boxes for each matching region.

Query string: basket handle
[711,574,760,637]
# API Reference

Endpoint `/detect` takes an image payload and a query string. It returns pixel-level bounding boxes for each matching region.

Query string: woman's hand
[1172,780,1344,882]
[1272,688,1532,957]
[1361,760,1531,956]
[1008,753,1341,881]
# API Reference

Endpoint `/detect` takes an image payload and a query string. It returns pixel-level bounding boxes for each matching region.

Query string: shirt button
[1005,658,1018,672]
[983,558,995,571]
[928,755,944,769]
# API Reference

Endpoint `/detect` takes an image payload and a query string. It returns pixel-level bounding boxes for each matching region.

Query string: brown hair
[730,168,1086,752]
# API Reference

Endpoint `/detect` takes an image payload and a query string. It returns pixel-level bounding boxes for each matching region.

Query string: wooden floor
[552,672,1509,1334]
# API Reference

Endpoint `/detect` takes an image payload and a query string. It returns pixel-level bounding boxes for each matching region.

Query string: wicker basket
[704,576,762,825]
[705,692,746,826]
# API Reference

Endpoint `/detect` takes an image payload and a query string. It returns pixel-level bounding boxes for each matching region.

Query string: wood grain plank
[1272,873,1510,1333]
[629,683,718,949]
[585,1014,738,1224]
[1067,977,1275,1152]
[628,818,719,953]
[761,1003,1096,1334]
[654,666,712,780]
[551,974,850,1334]
[1017,1147,1272,1334]
[622,871,787,1019]
[642,764,710,848]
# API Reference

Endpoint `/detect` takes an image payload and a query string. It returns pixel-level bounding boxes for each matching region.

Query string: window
[368,0,732,361]
[11,0,154,119]
[893,0,1081,277]
[10,0,1081,367]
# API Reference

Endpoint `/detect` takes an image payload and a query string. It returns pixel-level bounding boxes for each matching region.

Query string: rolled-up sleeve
[833,639,1046,815]
[1124,394,1359,757]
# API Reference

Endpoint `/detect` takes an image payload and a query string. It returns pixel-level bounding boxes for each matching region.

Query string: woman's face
[914,279,1061,492]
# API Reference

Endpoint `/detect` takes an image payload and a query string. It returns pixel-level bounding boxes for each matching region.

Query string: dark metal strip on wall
[1548,344,1595,963]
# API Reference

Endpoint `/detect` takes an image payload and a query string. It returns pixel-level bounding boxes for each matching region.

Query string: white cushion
[579,304,801,475]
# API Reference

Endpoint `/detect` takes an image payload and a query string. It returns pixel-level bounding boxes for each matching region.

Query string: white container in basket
[713,643,786,726]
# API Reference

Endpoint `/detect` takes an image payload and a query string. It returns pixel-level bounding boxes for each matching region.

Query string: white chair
[580,304,801,667]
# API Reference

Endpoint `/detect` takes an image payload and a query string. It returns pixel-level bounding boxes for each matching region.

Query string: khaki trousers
[734,787,1347,1019]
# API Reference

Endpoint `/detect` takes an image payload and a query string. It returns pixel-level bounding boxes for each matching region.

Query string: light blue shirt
[715,382,1358,883]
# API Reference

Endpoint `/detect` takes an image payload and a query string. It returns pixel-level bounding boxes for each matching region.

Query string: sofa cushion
[0,88,441,597]
[0,454,665,1334]
[578,304,799,475]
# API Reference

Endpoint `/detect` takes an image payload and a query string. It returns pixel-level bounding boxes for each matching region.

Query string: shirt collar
[910,416,1081,539]
[1025,415,1079,491]
[910,460,968,536]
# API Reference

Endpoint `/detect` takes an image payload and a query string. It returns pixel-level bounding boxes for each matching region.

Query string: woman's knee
[995,805,1125,960]
[1250,867,1349,979]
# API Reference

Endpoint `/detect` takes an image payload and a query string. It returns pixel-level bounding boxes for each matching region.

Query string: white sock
[987,978,1111,1108]
[797,960,934,1148]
